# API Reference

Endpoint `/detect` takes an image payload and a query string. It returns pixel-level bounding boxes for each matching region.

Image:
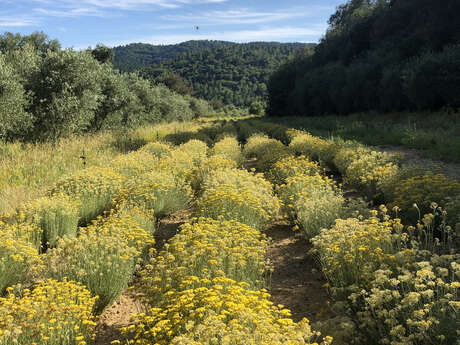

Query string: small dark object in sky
[195,26,199,30]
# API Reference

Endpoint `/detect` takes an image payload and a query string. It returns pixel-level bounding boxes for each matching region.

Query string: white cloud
[163,6,333,25]
[105,26,325,47]
[32,0,227,11]
[0,16,37,27]
[34,7,105,17]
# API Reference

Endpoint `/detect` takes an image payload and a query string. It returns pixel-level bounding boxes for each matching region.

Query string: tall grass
[0,132,119,214]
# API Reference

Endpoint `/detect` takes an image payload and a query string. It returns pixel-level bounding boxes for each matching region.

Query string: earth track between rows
[94,209,191,345]
[265,220,335,323]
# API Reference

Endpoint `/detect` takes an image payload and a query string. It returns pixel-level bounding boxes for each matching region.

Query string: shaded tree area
[0,32,212,142]
[267,0,460,117]
[113,41,314,107]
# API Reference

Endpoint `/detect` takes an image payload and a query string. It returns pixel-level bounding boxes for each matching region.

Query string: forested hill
[113,40,234,72]
[267,0,460,117]
[113,41,314,107]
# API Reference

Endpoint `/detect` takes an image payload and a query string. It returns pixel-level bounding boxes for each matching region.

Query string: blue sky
[0,0,344,49]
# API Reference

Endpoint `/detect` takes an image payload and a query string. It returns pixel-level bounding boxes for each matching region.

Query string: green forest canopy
[267,0,460,117]
[0,32,213,142]
[113,41,314,107]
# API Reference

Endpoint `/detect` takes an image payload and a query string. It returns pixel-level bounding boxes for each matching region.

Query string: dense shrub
[0,279,97,345]
[44,233,138,312]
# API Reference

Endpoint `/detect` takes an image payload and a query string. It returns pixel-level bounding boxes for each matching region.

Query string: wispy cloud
[0,15,37,27]
[32,0,227,11]
[162,7,332,26]
[33,7,105,18]
[106,26,326,47]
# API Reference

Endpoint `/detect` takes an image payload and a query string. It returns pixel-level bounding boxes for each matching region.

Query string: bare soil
[265,220,335,323]
[94,209,191,345]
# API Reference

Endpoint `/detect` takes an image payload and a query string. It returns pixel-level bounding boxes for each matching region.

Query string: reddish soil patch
[265,220,335,323]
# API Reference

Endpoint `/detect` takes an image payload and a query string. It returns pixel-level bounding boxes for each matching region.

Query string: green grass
[264,111,460,163]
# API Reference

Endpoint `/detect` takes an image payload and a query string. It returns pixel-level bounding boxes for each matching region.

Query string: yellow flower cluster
[82,205,155,254]
[124,276,332,345]
[349,257,460,345]
[44,232,138,313]
[0,221,43,252]
[332,145,372,175]
[188,155,238,193]
[268,155,322,185]
[197,168,280,229]
[139,141,173,158]
[344,150,399,200]
[310,215,400,291]
[389,173,460,220]
[2,195,79,249]
[275,167,345,239]
[50,167,124,224]
[137,218,269,305]
[177,139,209,166]
[243,134,292,171]
[0,230,42,293]
[277,173,339,213]
[0,279,97,345]
[120,169,193,218]
[289,132,336,167]
[110,150,160,178]
[210,136,244,166]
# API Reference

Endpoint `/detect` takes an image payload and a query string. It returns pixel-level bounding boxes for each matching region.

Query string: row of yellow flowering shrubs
[245,120,459,345]
[0,128,229,344]
[117,140,332,344]
[285,126,460,225]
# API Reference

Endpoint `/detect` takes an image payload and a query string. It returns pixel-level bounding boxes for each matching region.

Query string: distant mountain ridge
[113,40,315,107]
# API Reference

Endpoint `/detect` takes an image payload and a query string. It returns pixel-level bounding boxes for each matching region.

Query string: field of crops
[0,118,458,345]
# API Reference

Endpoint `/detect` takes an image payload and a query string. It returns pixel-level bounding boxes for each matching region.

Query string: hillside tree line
[267,0,460,117]
[0,32,211,142]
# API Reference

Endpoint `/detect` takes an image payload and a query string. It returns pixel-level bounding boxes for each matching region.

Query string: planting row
[0,128,239,344]
[116,135,332,344]
[239,124,459,345]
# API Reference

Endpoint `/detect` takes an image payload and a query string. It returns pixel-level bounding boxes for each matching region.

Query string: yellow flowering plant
[139,141,173,158]
[109,150,159,178]
[137,218,269,305]
[348,257,459,345]
[344,150,399,200]
[0,221,43,252]
[277,173,339,217]
[49,167,124,225]
[243,134,291,171]
[196,168,280,229]
[1,195,79,250]
[289,132,336,167]
[122,276,333,345]
[44,232,138,313]
[210,136,244,166]
[0,230,42,293]
[81,204,155,255]
[119,169,193,218]
[310,214,401,292]
[267,155,322,185]
[388,173,460,223]
[0,279,97,345]
[188,155,238,193]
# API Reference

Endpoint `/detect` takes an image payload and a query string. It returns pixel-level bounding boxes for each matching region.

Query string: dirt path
[265,220,335,323]
[94,209,191,345]
[381,145,460,181]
